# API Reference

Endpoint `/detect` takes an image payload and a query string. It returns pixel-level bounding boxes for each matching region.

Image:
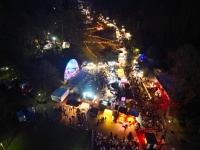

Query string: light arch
[64,59,79,83]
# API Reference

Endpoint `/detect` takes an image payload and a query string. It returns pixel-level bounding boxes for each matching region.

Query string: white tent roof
[79,102,90,110]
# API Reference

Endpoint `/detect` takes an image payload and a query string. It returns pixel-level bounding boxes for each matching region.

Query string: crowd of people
[94,132,141,150]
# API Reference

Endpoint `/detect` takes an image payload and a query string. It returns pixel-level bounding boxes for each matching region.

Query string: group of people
[94,132,141,150]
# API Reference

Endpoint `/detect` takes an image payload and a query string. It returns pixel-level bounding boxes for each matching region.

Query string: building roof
[52,87,68,97]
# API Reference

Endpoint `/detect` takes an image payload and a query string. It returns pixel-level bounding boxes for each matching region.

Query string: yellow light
[103,109,113,118]
[135,48,139,52]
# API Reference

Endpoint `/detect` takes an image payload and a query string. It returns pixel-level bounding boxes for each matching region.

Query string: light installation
[64,59,79,84]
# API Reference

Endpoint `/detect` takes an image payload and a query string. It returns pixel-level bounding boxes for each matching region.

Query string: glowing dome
[64,59,79,83]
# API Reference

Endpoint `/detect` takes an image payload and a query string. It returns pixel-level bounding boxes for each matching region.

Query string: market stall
[103,109,113,118]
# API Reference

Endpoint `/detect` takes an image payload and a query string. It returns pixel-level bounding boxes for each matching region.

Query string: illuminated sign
[121,97,126,101]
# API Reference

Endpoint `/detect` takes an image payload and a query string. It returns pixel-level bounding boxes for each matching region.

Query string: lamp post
[52,37,57,52]
[0,143,5,150]
[96,55,98,73]
[52,37,56,42]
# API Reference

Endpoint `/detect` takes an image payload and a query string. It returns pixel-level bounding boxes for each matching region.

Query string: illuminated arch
[64,59,79,83]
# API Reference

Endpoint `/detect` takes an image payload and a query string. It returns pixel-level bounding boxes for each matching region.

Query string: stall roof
[117,69,125,77]
[89,107,99,117]
[79,102,90,110]
[128,109,139,117]
[52,87,68,97]
[16,107,35,122]
[66,100,81,107]
[103,109,113,118]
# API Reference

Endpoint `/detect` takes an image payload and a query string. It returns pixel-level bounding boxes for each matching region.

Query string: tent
[117,113,136,124]
[126,116,136,124]
[66,100,81,107]
[121,78,128,84]
[117,113,127,123]
[117,69,125,78]
[89,107,99,117]
[128,109,139,117]
[16,111,25,122]
[16,107,35,122]
[62,42,70,49]
[103,109,113,118]
[79,102,90,111]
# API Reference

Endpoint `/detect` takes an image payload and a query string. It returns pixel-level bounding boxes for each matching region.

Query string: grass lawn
[6,118,90,150]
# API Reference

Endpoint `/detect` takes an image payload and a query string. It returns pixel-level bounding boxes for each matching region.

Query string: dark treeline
[93,0,200,50]
[0,0,75,92]
[92,0,200,134]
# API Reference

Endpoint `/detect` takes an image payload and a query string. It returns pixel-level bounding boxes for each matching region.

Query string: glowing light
[64,59,79,83]
[117,113,127,123]
[83,92,95,100]
[52,37,56,41]
[62,42,70,49]
[125,32,131,40]
[126,116,136,124]
[103,109,113,118]
[121,97,126,101]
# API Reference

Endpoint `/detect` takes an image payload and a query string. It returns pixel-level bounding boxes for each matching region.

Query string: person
[110,132,113,138]
[123,137,125,142]
[114,134,117,139]
[156,131,158,136]
[65,114,68,118]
